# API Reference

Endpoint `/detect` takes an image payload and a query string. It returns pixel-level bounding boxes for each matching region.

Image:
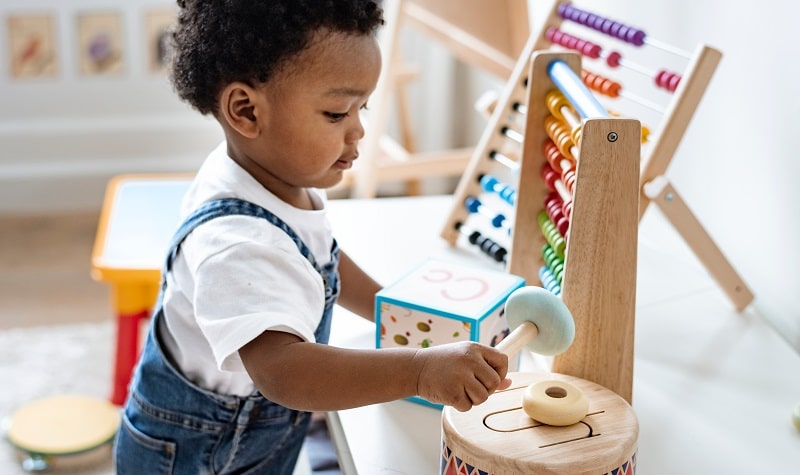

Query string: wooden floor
[0,212,111,330]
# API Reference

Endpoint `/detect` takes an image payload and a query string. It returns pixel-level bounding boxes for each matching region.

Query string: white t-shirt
[160,141,334,396]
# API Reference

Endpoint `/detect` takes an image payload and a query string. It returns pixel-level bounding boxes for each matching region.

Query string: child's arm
[240,330,511,412]
[336,250,382,321]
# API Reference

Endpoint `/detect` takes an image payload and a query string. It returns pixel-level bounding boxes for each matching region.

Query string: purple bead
[630,30,646,46]
[610,22,623,38]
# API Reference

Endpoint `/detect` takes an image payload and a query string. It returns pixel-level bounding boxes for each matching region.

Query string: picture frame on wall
[76,11,124,76]
[144,8,177,74]
[7,13,58,79]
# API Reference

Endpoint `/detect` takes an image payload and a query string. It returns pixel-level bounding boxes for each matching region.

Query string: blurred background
[0,0,796,351]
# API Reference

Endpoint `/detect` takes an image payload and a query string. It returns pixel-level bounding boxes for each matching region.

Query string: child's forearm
[242,332,421,411]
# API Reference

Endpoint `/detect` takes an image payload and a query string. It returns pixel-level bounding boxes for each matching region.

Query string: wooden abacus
[348,0,530,198]
[441,1,753,312]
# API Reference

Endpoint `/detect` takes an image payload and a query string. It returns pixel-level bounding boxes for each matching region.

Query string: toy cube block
[375,258,525,408]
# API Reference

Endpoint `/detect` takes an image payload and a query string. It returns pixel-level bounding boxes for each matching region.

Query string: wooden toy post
[441,0,753,313]
[519,51,641,402]
[349,0,530,199]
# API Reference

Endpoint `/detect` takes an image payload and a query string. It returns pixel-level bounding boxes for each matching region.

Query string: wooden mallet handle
[495,321,540,358]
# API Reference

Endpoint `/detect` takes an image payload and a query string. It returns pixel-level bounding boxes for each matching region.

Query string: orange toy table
[91,174,192,405]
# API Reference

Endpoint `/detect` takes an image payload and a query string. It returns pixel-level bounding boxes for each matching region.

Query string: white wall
[0,0,223,214]
[567,0,800,344]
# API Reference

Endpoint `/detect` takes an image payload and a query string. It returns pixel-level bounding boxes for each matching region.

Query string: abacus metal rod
[547,60,608,119]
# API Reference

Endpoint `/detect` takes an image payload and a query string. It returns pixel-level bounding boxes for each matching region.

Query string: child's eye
[324,111,349,122]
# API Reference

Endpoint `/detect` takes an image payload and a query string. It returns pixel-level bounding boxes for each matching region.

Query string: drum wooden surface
[441,372,638,475]
[7,394,120,455]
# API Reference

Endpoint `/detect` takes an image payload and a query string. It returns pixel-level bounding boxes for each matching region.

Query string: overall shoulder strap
[163,198,320,275]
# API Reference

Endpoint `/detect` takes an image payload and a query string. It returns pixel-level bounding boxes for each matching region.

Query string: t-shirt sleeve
[183,218,324,372]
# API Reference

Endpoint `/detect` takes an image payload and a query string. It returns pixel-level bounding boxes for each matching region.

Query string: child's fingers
[465,376,491,406]
[483,346,509,380]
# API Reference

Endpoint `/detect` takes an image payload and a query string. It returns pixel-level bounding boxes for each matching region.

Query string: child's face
[247,30,381,203]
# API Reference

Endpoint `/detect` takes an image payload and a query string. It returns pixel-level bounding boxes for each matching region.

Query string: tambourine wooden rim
[6,395,120,456]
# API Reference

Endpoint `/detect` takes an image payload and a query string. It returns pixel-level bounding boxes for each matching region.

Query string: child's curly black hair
[171,0,384,115]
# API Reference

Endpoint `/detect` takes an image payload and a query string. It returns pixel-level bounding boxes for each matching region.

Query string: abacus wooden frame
[440,0,753,312]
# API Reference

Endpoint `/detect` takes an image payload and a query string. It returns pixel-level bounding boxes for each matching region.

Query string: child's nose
[346,117,365,144]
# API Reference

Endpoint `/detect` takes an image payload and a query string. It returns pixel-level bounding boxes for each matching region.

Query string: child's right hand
[412,341,511,411]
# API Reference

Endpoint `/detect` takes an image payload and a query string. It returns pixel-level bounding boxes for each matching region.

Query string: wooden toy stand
[516,51,640,403]
[349,0,530,198]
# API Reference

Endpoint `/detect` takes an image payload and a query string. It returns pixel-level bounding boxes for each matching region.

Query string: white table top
[94,177,190,272]
[326,195,800,475]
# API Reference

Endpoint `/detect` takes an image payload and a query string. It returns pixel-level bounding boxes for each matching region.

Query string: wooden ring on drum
[522,379,589,426]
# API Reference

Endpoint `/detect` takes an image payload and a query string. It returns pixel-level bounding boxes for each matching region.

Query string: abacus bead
[668,74,681,92]
[538,267,562,296]
[479,175,498,192]
[603,19,619,34]
[499,187,516,206]
[546,200,562,216]
[655,70,681,92]
[557,217,570,237]
[627,28,646,46]
[491,214,506,228]
[606,51,622,68]
[479,238,506,263]
[465,196,481,213]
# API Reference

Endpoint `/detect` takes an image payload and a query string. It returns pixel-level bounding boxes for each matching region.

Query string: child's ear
[219,82,262,139]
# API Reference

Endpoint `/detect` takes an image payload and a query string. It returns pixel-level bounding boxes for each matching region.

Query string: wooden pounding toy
[4,394,120,471]
[441,372,638,475]
[494,286,588,428]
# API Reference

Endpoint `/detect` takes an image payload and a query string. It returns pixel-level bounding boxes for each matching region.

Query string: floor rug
[0,322,332,474]
[0,321,115,474]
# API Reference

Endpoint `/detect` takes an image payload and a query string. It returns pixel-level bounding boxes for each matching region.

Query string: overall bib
[114,198,340,475]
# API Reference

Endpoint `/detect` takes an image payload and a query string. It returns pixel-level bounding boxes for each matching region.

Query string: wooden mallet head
[495,286,575,358]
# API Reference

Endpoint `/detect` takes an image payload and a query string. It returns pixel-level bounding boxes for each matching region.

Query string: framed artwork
[144,8,177,74]
[76,11,124,76]
[7,13,58,79]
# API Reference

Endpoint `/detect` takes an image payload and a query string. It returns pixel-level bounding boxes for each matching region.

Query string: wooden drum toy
[441,287,638,474]
[441,371,638,475]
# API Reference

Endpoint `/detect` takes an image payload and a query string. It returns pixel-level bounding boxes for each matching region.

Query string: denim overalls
[114,198,340,475]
